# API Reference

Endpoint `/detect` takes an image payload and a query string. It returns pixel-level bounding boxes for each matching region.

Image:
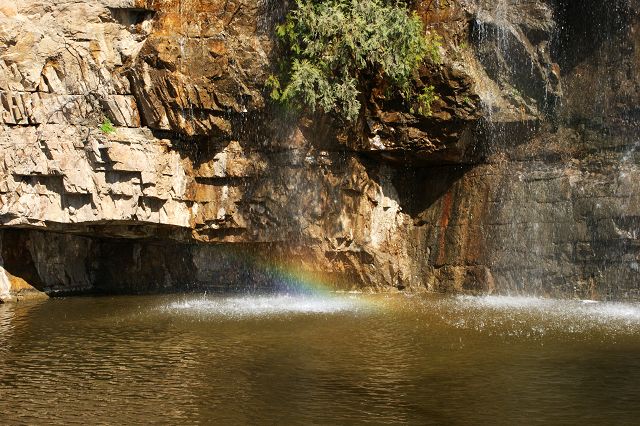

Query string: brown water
[1,293,640,425]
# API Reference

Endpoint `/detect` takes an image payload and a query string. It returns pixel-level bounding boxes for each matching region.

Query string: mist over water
[162,292,640,333]
[164,293,371,317]
[456,294,640,322]
[440,295,640,337]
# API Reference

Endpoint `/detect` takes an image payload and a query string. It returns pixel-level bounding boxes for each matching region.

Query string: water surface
[2,293,640,424]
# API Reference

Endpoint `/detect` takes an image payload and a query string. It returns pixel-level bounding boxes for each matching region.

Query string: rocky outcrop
[0,0,439,298]
[415,0,640,299]
[0,0,638,301]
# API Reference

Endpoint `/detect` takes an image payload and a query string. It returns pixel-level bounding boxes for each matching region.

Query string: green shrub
[268,0,441,121]
[99,117,116,134]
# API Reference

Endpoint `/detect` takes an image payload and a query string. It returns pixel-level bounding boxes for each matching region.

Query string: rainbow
[259,260,340,295]
[216,246,361,296]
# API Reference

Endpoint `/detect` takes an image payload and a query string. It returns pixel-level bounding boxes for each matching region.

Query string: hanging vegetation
[267,0,441,121]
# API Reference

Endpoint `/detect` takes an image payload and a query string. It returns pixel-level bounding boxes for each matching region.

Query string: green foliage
[268,0,441,121]
[99,117,116,134]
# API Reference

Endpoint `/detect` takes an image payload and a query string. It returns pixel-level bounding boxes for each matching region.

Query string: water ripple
[2,293,640,424]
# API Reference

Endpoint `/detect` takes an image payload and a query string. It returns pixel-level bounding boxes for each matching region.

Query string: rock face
[0,0,638,301]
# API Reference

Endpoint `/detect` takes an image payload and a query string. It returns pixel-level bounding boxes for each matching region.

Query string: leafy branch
[267,0,441,121]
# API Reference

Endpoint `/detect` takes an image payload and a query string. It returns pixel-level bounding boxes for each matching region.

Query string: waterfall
[459,0,640,299]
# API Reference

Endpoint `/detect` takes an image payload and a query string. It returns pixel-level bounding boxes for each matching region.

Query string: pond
[2,293,640,424]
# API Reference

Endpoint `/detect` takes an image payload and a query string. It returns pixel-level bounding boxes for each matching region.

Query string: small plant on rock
[415,85,439,116]
[267,0,441,121]
[99,117,116,134]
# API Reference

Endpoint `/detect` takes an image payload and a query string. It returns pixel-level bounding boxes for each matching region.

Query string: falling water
[4,1,640,423]
[461,0,640,299]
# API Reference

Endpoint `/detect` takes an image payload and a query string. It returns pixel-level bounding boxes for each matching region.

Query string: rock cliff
[0,0,638,301]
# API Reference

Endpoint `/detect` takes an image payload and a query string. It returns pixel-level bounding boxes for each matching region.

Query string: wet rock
[0,0,639,300]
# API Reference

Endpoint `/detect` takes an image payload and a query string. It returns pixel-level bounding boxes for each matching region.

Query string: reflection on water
[1,293,640,424]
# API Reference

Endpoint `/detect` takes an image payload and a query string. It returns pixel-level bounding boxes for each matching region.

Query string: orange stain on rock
[436,191,453,266]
